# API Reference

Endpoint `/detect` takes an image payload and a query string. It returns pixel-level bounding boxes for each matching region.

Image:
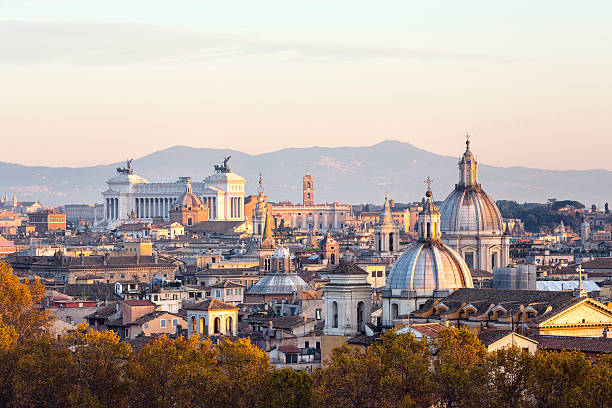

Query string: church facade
[101,159,245,229]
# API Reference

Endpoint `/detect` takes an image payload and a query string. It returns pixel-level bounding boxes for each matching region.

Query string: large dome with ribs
[440,139,504,233]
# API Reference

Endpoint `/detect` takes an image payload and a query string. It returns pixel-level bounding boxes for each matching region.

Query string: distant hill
[1,140,610,207]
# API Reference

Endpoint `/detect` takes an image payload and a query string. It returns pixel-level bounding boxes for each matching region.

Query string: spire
[381,193,392,225]
[258,173,264,195]
[458,133,478,188]
[262,209,273,242]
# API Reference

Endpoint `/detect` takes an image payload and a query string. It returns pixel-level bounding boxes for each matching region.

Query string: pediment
[538,298,612,327]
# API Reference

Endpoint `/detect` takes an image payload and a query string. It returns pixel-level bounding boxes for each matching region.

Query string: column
[334,211,338,230]
[115,198,119,220]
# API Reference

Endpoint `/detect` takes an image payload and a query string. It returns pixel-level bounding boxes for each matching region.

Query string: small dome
[272,246,291,259]
[246,273,312,295]
[387,241,473,291]
[175,183,205,209]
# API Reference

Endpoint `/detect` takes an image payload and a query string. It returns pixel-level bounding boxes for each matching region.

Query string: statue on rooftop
[116,159,134,175]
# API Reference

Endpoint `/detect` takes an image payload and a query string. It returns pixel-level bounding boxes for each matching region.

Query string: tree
[10,336,75,408]
[266,368,313,408]
[0,261,48,342]
[529,350,591,408]
[373,330,434,407]
[312,345,379,408]
[66,325,132,408]
[579,354,612,408]
[215,337,271,408]
[484,346,535,408]
[127,335,224,408]
[433,327,486,408]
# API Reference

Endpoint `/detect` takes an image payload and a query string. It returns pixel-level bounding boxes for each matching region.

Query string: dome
[387,183,473,293]
[175,182,205,210]
[439,138,503,233]
[246,273,312,295]
[387,241,473,291]
[439,187,503,232]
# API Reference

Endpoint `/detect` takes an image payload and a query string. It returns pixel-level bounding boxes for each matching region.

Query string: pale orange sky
[1,1,611,169]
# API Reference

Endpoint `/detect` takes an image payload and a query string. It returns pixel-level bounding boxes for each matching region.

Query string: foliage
[497,200,583,232]
[1,300,612,408]
[0,261,48,342]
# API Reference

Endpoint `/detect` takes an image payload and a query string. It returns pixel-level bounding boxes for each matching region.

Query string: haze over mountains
[1,141,610,207]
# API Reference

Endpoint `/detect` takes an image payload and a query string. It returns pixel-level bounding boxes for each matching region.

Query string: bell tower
[303,172,314,205]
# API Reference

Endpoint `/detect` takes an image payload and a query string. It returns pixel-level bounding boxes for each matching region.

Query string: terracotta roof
[399,323,446,339]
[184,298,238,311]
[278,345,299,354]
[123,300,155,307]
[210,280,245,289]
[530,335,612,353]
[84,303,118,320]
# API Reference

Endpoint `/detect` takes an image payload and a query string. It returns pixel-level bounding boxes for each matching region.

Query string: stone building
[102,159,245,228]
[439,138,510,272]
[382,186,473,327]
[270,173,352,232]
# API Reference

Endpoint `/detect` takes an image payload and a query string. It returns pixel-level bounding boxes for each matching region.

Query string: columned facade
[102,170,245,229]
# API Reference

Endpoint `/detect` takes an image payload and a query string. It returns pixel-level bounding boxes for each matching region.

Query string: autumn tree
[127,335,225,408]
[312,344,379,408]
[0,261,48,342]
[433,327,487,408]
[483,346,535,408]
[529,349,591,408]
[582,354,612,408]
[9,336,75,408]
[266,368,313,408]
[216,337,272,408]
[66,324,132,408]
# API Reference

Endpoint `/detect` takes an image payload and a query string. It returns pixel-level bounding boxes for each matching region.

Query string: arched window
[330,254,336,265]
[226,316,233,335]
[214,317,221,334]
[391,303,399,319]
[357,301,365,332]
[191,316,196,334]
[332,301,338,328]
[199,317,205,335]
[427,222,431,238]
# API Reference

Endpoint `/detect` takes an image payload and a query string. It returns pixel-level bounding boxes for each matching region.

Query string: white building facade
[102,163,246,229]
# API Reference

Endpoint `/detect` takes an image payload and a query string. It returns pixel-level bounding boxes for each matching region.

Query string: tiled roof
[130,310,181,325]
[184,298,238,311]
[84,303,118,320]
[123,300,155,307]
[477,329,516,346]
[530,335,612,353]
[210,280,245,289]
[470,269,493,278]
[324,260,368,275]
[272,315,311,330]
[399,323,446,339]
[63,283,119,301]
[581,258,612,269]
[278,345,299,354]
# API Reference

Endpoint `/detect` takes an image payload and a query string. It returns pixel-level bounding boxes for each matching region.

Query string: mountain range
[1,140,610,207]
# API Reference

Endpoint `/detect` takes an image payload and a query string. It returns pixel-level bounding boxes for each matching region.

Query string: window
[305,341,310,349]
[125,329,129,337]
[216,290,222,297]
[371,271,376,277]
[144,323,149,329]
[316,341,320,350]
[377,270,383,277]
[285,353,298,364]
[332,302,338,328]
[160,319,166,328]
[154,295,158,301]
[173,319,178,327]
[315,309,322,320]
[226,289,232,296]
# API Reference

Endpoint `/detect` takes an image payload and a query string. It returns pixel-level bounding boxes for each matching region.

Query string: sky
[1,1,611,169]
